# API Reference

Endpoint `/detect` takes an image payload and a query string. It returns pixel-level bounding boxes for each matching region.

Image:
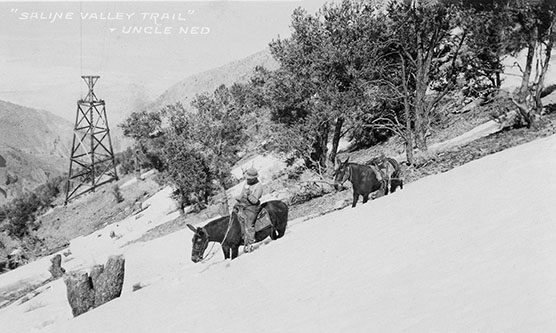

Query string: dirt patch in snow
[33,176,163,259]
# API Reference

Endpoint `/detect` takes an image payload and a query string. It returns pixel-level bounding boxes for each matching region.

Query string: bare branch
[427,85,453,114]
[366,116,407,139]
[513,61,525,75]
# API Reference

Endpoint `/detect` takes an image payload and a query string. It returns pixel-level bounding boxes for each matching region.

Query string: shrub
[3,193,40,238]
[116,147,136,175]
[111,185,124,203]
[162,137,216,210]
[35,176,64,208]
[0,175,65,240]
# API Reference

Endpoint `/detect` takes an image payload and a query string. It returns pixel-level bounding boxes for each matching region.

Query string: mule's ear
[186,224,197,233]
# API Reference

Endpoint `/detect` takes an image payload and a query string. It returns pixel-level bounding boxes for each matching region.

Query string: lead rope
[200,214,234,263]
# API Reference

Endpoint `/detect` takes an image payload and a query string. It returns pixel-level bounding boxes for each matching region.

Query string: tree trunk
[218,175,230,215]
[405,131,415,166]
[309,121,329,171]
[401,55,415,166]
[519,30,537,103]
[64,255,125,317]
[414,31,432,151]
[134,149,141,181]
[414,78,429,150]
[319,122,330,170]
[328,117,344,166]
[534,24,554,114]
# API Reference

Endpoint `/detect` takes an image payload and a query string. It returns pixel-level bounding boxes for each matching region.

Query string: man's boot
[243,225,255,253]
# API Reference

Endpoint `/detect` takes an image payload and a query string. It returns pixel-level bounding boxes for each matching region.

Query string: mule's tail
[264,200,288,240]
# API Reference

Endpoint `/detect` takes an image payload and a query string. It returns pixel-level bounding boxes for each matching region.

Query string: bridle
[335,163,352,185]
[192,228,211,261]
[192,214,235,263]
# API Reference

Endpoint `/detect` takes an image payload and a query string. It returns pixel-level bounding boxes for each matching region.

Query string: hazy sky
[0,0,336,123]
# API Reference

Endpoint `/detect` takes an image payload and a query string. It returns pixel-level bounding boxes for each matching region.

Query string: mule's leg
[274,226,286,239]
[391,180,399,193]
[352,192,359,208]
[231,246,239,260]
[384,181,390,196]
[222,245,230,260]
[362,194,369,204]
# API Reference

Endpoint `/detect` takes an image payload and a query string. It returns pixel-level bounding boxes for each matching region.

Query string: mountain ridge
[149,48,278,112]
[0,100,74,203]
[0,100,73,158]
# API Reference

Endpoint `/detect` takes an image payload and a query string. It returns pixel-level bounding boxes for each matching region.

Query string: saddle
[368,163,389,195]
[254,207,272,232]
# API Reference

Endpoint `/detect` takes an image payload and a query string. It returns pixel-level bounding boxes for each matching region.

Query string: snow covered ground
[501,50,556,94]
[1,134,556,332]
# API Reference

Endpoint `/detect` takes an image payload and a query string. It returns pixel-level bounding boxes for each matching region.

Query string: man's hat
[245,168,258,179]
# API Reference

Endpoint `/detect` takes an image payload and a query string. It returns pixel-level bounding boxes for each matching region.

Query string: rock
[48,254,65,279]
[64,272,95,317]
[64,255,125,317]
[92,256,125,306]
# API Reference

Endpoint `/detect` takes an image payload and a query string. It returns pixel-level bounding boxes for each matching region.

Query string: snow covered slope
[2,134,556,332]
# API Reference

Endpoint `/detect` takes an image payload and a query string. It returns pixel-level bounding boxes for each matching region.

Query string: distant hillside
[0,100,73,158]
[150,48,278,112]
[0,146,66,200]
[0,100,74,204]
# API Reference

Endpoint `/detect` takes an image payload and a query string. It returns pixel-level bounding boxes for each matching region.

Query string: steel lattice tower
[65,76,118,204]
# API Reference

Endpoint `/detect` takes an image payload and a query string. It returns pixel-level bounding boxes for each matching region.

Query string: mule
[187,200,288,262]
[334,157,387,208]
[368,156,404,195]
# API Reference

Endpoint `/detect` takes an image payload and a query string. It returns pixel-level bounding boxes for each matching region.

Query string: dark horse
[368,156,404,194]
[334,157,389,208]
[186,200,288,262]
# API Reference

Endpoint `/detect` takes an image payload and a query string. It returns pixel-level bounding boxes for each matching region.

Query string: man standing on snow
[234,167,263,253]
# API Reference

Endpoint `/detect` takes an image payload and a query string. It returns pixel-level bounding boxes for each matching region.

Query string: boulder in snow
[64,255,125,317]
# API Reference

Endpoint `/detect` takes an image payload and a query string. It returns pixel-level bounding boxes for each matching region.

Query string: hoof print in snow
[64,255,125,317]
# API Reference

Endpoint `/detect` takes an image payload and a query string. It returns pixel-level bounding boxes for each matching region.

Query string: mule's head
[187,224,209,263]
[333,157,350,190]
